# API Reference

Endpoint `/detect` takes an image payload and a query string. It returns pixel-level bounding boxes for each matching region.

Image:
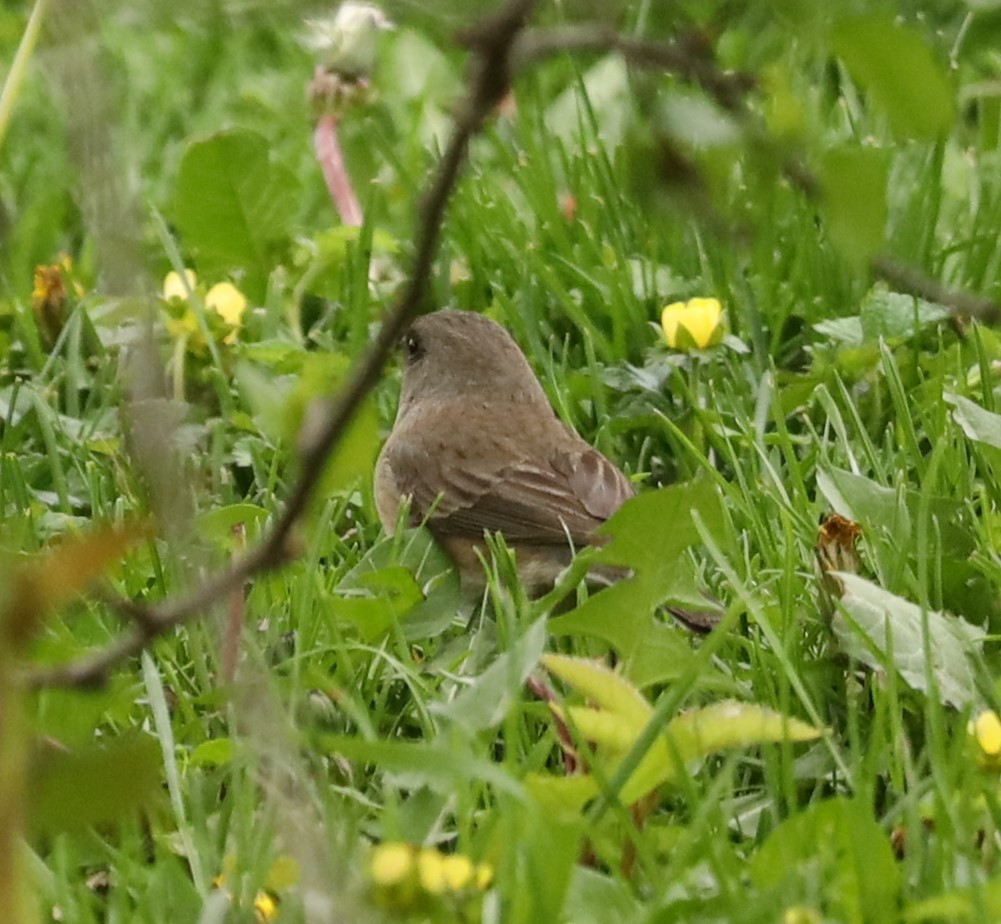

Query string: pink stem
[314,113,363,227]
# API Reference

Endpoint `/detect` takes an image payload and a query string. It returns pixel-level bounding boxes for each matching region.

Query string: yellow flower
[254,892,278,922]
[439,854,474,892]
[370,842,414,886]
[206,281,248,330]
[416,849,447,895]
[969,709,1001,768]
[162,269,197,301]
[160,270,247,344]
[475,863,494,890]
[661,297,724,350]
[782,907,822,924]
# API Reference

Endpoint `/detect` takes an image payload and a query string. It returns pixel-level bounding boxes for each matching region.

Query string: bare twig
[511,25,754,112]
[872,255,1001,324]
[28,0,540,690]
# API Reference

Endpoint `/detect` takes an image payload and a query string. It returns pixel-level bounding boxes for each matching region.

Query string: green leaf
[328,566,424,642]
[546,56,632,148]
[750,797,901,921]
[435,617,547,732]
[189,738,235,768]
[859,287,949,341]
[173,129,300,296]
[550,482,724,676]
[28,732,162,836]
[195,503,269,548]
[819,146,889,262]
[543,654,652,732]
[817,466,974,558]
[946,392,1001,449]
[596,480,724,573]
[832,14,954,139]
[665,701,822,762]
[314,735,523,797]
[832,573,983,708]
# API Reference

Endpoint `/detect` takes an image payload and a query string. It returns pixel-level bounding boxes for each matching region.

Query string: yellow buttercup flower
[370,842,415,886]
[969,709,1001,769]
[206,281,248,330]
[416,849,447,895]
[661,297,724,350]
[254,892,278,922]
[439,854,475,891]
[161,270,247,344]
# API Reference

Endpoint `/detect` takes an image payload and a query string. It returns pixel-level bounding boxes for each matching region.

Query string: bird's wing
[385,439,634,545]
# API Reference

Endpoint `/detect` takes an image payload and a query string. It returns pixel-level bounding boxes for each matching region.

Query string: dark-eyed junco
[374,310,632,594]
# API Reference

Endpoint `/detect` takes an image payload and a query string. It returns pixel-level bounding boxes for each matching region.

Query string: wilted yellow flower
[969,709,1001,768]
[661,297,724,350]
[370,842,414,886]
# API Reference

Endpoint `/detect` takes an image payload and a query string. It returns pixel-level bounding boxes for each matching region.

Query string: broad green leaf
[188,738,235,768]
[315,735,524,797]
[946,392,1001,449]
[750,797,900,922]
[817,466,974,558]
[195,503,269,548]
[903,878,1001,922]
[595,480,724,573]
[832,573,983,708]
[832,15,954,139]
[561,867,643,924]
[543,654,651,731]
[619,701,820,805]
[173,129,300,296]
[547,55,631,148]
[524,773,599,815]
[859,287,949,341]
[493,808,584,924]
[665,701,822,761]
[28,733,162,836]
[329,566,424,642]
[335,527,461,640]
[435,617,547,732]
[819,146,888,262]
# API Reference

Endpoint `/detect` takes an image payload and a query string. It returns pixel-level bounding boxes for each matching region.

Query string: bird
[374,309,637,596]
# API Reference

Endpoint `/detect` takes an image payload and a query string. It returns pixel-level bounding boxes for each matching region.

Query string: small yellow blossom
[254,892,278,922]
[475,863,494,890]
[162,269,197,301]
[661,297,724,350]
[969,709,1001,768]
[206,281,248,330]
[370,842,415,886]
[161,270,247,344]
[416,849,447,895]
[439,854,475,891]
[782,907,822,924]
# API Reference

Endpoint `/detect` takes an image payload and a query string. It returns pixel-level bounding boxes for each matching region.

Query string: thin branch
[511,25,754,112]
[27,0,540,690]
[872,255,1001,324]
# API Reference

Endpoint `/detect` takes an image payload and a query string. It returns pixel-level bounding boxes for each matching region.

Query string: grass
[4,0,1001,922]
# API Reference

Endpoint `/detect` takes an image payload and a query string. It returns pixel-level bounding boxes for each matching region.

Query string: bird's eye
[404,332,424,363]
